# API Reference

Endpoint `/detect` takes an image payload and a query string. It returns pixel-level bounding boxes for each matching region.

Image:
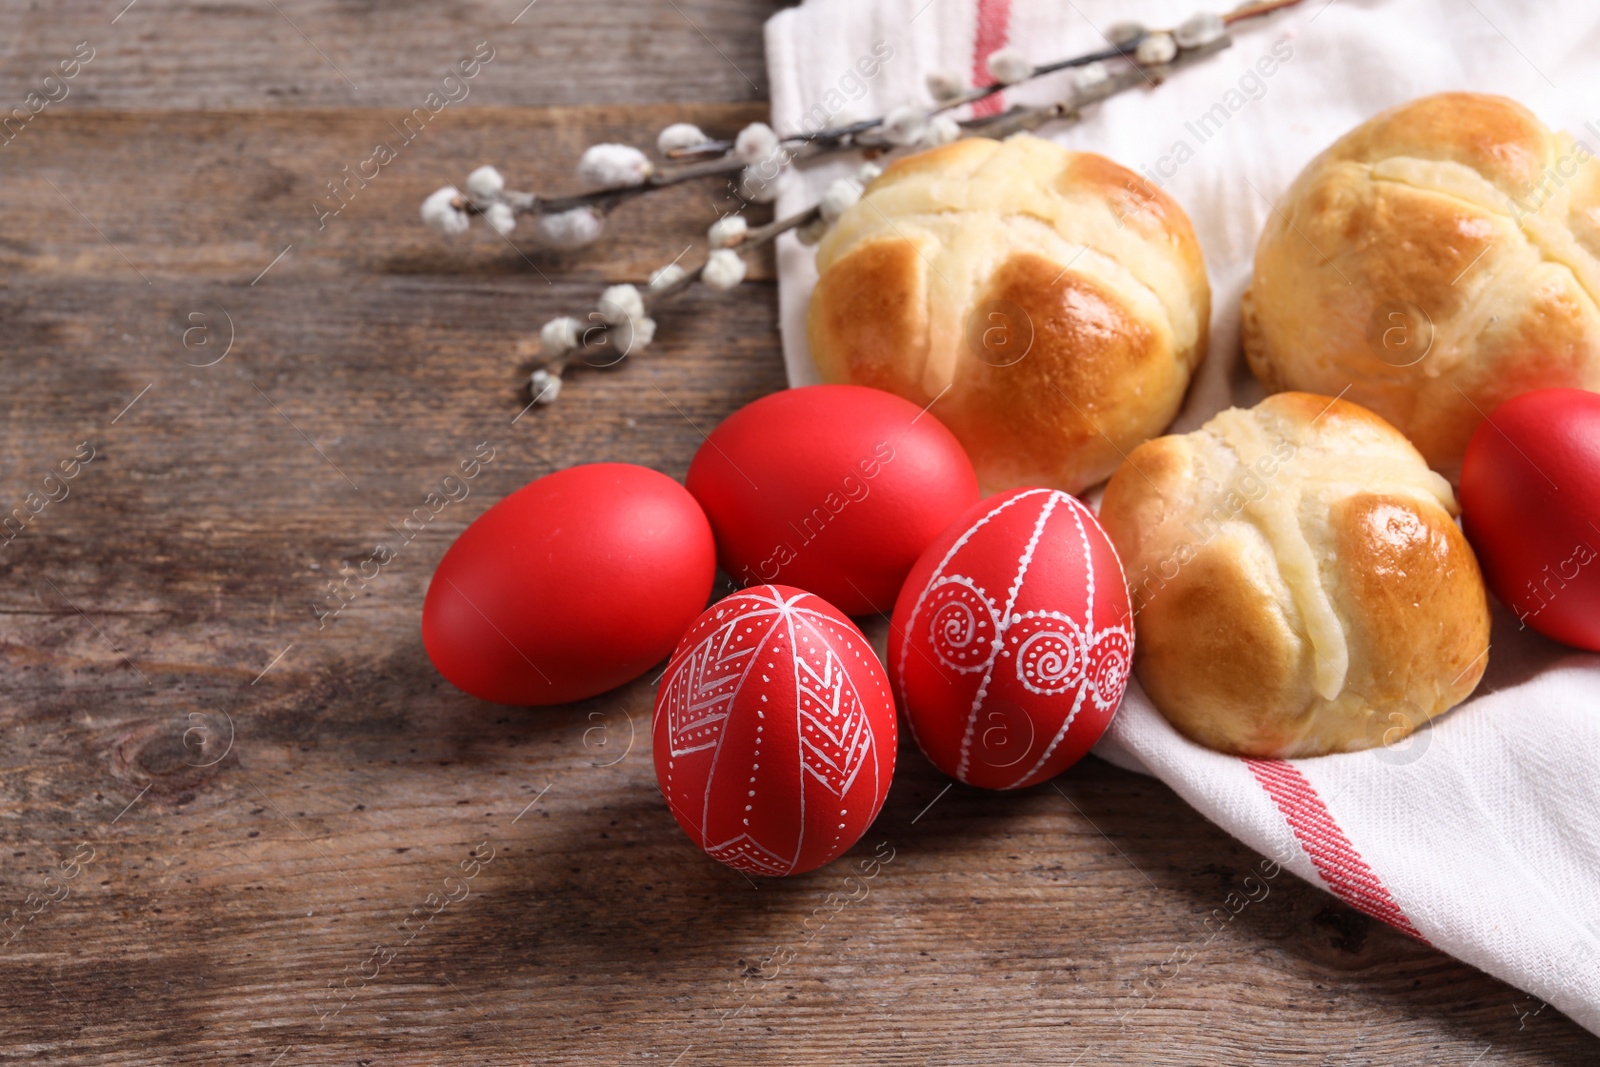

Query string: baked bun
[808,133,1210,494]
[1242,92,1600,481]
[1099,392,1490,758]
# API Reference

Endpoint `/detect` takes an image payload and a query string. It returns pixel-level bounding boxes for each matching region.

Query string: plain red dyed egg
[686,385,979,615]
[890,489,1133,790]
[423,462,715,705]
[1460,388,1600,650]
[652,585,897,876]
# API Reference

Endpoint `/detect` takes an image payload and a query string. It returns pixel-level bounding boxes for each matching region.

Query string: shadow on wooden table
[28,625,1587,1063]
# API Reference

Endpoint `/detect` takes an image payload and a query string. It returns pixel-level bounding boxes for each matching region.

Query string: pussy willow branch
[923,0,1300,121]
[543,204,822,376]
[674,0,1303,154]
[483,153,761,217]
[956,34,1233,140]
[548,31,1238,370]
[517,0,1310,401]
[480,0,1301,221]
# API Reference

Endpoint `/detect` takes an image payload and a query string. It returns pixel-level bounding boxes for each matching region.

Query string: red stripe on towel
[970,0,1013,118]
[1245,758,1429,943]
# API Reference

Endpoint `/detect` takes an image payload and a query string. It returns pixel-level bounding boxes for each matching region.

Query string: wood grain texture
[5,0,783,109]
[0,6,1595,1065]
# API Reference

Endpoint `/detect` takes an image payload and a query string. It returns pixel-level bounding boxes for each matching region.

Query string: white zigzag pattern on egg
[660,613,759,758]
[704,833,790,876]
[794,636,873,797]
[659,588,875,873]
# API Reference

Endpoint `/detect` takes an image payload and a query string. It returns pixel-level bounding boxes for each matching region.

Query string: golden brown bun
[808,134,1211,494]
[1242,92,1600,481]
[1099,392,1490,758]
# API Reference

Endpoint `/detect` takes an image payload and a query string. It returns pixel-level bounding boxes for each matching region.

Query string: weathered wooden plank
[0,105,774,283]
[4,0,783,111]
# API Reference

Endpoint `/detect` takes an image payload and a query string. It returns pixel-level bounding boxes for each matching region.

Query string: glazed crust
[808,134,1211,494]
[1241,93,1600,481]
[1098,392,1491,758]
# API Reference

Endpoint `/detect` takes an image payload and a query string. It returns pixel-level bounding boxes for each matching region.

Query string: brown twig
[513,0,1306,402]
[1223,0,1304,24]
[547,204,823,374]
[475,0,1301,222]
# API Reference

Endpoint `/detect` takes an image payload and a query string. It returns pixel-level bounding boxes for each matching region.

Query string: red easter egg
[686,384,979,615]
[1460,388,1600,650]
[890,488,1133,790]
[652,585,897,876]
[423,462,716,705]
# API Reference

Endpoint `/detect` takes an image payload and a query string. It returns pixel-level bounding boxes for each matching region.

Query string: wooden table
[2,2,1593,1063]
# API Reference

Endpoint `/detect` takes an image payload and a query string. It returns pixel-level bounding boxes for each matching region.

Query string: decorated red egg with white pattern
[652,585,897,876]
[890,488,1132,790]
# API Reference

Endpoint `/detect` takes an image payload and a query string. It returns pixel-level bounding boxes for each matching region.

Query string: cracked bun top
[808,133,1211,494]
[1241,92,1600,481]
[1098,392,1490,758]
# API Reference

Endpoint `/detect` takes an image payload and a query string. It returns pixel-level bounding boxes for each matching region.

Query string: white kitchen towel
[765,0,1600,1036]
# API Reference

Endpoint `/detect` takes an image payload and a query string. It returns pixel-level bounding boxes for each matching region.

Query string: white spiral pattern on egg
[923,577,1000,674]
[1085,627,1133,712]
[1011,613,1087,695]
[895,488,1134,789]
